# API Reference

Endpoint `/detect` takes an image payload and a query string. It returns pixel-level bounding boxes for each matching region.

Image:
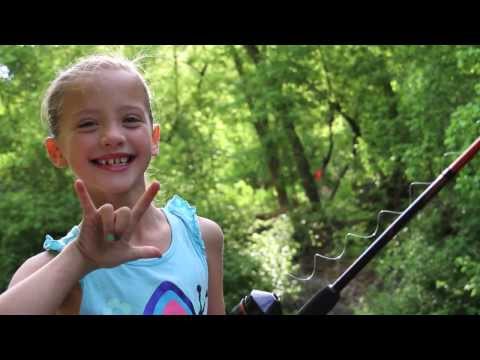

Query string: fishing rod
[231,136,480,315]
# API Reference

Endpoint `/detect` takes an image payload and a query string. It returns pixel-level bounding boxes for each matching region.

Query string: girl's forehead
[62,69,148,111]
[69,69,143,94]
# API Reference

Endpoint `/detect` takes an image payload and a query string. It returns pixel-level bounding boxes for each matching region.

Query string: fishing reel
[230,289,283,315]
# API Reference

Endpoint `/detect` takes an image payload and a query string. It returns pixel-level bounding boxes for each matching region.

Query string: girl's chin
[89,179,143,196]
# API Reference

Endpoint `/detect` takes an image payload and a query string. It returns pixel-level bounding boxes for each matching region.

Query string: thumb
[129,246,162,261]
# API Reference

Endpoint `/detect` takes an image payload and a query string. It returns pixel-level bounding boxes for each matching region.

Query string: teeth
[96,157,130,166]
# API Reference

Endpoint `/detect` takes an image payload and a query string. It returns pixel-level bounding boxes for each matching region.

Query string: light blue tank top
[43,195,208,315]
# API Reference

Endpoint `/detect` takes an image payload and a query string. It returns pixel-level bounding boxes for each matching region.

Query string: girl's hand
[72,179,163,271]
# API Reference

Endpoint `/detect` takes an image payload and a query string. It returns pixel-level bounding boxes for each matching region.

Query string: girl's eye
[124,116,142,125]
[78,121,96,128]
[126,116,140,122]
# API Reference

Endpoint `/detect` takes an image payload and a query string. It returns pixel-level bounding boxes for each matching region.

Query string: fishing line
[287,149,472,283]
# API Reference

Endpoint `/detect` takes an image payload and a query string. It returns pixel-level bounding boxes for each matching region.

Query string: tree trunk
[278,102,320,204]
[230,47,290,209]
[243,45,320,205]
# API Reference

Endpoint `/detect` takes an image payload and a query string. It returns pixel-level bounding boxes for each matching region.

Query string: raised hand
[71,179,163,270]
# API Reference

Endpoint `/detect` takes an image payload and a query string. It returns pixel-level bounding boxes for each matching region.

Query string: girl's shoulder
[197,217,224,255]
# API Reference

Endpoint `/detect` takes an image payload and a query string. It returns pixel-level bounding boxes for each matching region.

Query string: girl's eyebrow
[118,105,145,113]
[73,109,101,117]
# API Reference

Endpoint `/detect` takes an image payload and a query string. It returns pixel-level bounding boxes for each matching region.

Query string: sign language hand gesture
[72,179,163,271]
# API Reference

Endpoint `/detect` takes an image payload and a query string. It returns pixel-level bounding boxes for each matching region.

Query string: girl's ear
[44,137,68,168]
[151,124,160,156]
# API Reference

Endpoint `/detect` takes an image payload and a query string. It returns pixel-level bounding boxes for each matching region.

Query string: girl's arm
[199,217,225,315]
[0,242,92,314]
[0,180,163,315]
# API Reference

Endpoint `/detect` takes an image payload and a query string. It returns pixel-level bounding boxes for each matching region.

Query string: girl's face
[45,68,160,198]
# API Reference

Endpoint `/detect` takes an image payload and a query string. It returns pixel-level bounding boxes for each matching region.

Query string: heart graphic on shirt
[143,281,196,315]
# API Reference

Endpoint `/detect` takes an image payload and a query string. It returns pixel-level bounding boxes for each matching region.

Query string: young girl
[0,54,225,315]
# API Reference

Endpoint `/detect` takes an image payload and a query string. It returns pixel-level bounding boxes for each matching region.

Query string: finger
[131,181,160,225]
[127,245,162,261]
[98,204,115,241]
[74,179,97,218]
[114,207,132,240]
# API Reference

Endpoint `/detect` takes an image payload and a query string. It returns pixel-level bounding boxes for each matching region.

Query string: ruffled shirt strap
[164,195,206,259]
[43,225,80,253]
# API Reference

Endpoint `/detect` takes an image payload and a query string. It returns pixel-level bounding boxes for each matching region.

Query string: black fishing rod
[231,136,480,315]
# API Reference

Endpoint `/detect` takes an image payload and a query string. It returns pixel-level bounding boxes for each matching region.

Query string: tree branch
[322,103,335,170]
[329,164,350,201]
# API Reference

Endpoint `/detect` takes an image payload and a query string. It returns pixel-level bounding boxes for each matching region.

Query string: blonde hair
[41,54,154,137]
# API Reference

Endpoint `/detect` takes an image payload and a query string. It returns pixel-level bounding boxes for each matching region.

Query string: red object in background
[314,169,323,181]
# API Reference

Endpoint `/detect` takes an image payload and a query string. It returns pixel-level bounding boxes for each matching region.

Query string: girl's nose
[100,125,125,148]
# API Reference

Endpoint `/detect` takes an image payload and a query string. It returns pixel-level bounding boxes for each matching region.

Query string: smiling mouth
[90,155,136,170]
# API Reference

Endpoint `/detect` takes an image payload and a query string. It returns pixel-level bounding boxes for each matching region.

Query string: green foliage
[356,204,479,314]
[223,213,301,312]
[354,46,480,314]
[247,215,301,304]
